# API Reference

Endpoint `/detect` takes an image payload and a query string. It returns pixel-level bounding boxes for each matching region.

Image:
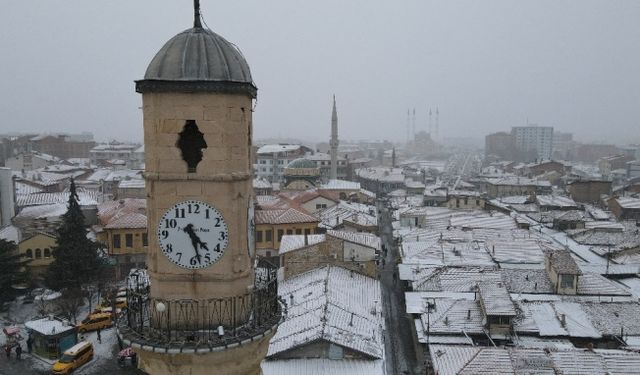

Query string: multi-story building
[96,199,148,281]
[90,143,141,168]
[254,144,312,183]
[552,131,575,160]
[18,232,57,277]
[511,125,554,161]
[485,132,516,161]
[28,133,95,160]
[627,161,640,179]
[567,179,612,204]
[598,155,635,177]
[254,206,319,260]
[0,167,14,227]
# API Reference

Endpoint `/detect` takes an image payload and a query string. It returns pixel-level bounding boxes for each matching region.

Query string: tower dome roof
[136,25,256,97]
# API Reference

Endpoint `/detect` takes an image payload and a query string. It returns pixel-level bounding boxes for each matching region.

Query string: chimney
[289,294,294,305]
[560,314,566,327]
[467,309,471,320]
[349,312,354,326]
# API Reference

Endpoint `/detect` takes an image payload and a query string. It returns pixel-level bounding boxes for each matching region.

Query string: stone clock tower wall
[143,92,254,300]
[119,6,281,374]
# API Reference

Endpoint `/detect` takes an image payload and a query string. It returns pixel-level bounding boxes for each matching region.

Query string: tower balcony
[117,261,283,354]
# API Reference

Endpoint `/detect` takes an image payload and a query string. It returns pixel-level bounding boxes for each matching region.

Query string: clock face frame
[157,200,229,269]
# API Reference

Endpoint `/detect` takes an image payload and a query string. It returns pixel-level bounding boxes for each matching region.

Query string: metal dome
[136,27,256,97]
[286,158,318,169]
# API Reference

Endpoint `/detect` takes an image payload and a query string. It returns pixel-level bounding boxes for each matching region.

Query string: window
[286,229,293,235]
[26,249,33,258]
[256,230,263,243]
[44,248,51,258]
[125,234,133,248]
[35,248,42,259]
[560,274,575,289]
[277,230,284,242]
[266,251,272,257]
[142,233,148,247]
[304,228,311,236]
[316,203,327,209]
[295,229,302,235]
[265,230,273,242]
[113,234,121,249]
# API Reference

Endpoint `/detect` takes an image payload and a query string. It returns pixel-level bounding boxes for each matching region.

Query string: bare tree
[56,288,85,324]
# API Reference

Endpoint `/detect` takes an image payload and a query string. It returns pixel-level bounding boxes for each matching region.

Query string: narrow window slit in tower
[176,120,207,173]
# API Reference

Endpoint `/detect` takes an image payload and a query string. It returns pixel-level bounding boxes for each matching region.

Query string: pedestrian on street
[96,328,102,343]
[15,345,22,360]
[393,271,398,284]
[4,345,10,359]
[26,336,33,354]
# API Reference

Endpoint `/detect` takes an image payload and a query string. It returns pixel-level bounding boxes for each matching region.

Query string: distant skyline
[1,1,639,145]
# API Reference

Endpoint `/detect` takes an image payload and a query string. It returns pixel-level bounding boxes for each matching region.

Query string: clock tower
[118,2,281,374]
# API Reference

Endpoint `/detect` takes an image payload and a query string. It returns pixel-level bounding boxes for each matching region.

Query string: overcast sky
[1,1,639,145]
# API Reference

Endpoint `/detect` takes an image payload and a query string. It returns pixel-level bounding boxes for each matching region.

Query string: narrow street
[378,199,424,375]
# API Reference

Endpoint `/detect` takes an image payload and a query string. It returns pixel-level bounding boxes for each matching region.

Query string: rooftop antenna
[193,0,203,28]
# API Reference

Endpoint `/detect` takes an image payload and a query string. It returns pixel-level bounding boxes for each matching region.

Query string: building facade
[511,125,554,161]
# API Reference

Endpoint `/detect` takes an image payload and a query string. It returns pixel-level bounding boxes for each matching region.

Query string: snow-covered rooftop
[268,266,384,359]
[25,316,76,336]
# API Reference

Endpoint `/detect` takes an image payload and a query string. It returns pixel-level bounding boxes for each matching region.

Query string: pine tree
[45,179,104,291]
[0,239,30,303]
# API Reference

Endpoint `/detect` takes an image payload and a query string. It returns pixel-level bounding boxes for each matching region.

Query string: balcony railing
[118,262,283,353]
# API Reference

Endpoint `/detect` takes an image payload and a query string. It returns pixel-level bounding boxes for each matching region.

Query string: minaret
[429,108,433,135]
[406,109,411,144]
[412,108,416,138]
[120,2,281,374]
[435,106,440,140]
[330,95,339,181]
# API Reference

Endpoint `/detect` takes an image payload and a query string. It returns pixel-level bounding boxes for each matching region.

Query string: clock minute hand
[183,224,203,263]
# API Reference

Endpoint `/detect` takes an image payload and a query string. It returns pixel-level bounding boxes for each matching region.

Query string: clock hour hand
[183,224,208,263]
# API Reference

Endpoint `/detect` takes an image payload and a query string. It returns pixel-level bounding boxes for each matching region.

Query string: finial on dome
[194,0,203,28]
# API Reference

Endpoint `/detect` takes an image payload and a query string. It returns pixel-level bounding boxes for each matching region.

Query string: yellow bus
[52,341,93,374]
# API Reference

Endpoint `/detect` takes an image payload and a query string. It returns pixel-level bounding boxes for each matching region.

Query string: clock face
[157,200,229,269]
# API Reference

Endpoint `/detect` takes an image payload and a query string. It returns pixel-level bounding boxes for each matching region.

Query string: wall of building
[446,196,485,210]
[281,236,376,279]
[569,181,611,204]
[255,222,319,257]
[19,233,56,275]
[0,167,14,227]
[300,196,337,214]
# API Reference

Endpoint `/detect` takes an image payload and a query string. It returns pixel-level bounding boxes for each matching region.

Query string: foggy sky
[1,1,639,145]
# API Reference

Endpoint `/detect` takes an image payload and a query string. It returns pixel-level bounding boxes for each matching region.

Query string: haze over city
[1,0,639,144]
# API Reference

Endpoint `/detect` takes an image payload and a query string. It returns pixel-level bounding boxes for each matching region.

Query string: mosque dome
[136,9,256,97]
[286,158,318,170]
